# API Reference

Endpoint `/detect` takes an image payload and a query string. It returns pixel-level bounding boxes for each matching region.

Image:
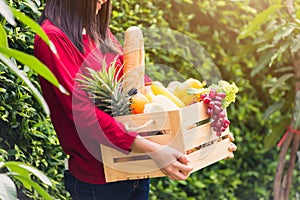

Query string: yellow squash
[150,81,185,108]
[173,78,205,99]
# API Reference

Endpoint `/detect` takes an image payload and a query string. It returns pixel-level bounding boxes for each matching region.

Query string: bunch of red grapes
[200,89,230,137]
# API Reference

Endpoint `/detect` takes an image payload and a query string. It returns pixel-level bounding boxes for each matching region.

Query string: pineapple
[76,59,132,117]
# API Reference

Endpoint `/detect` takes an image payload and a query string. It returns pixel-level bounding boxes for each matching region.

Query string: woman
[34,0,236,199]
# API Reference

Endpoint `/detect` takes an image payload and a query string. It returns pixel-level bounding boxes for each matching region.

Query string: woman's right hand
[131,136,193,180]
[148,145,193,180]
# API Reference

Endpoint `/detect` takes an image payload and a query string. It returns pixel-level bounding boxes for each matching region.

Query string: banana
[150,81,185,108]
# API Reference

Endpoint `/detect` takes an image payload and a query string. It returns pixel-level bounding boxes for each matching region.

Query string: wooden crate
[100,101,232,182]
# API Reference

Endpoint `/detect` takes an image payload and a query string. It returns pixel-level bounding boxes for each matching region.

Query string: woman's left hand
[227,133,237,159]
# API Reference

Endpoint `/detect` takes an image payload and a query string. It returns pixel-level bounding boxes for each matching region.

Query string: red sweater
[34,20,138,184]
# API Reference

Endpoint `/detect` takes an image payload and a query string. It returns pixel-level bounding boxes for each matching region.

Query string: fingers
[148,145,186,169]
[228,132,235,142]
[162,161,193,180]
[147,145,193,180]
[176,160,193,174]
[177,155,190,165]
[224,142,237,160]
[162,168,187,181]
[227,133,237,159]
[228,142,237,152]
[161,155,193,180]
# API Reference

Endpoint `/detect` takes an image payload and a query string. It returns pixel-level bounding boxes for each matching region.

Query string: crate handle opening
[183,118,211,131]
[113,155,151,163]
[185,134,229,156]
[138,130,171,137]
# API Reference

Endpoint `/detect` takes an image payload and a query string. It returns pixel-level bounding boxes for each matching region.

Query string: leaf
[268,40,290,68]
[294,91,300,129]
[251,50,274,77]
[274,66,294,73]
[34,0,41,6]
[19,164,52,186]
[264,117,290,150]
[0,174,17,200]
[0,47,68,95]
[5,162,31,190]
[9,174,52,200]
[24,0,40,14]
[296,8,300,20]
[273,0,282,4]
[0,25,8,47]
[5,162,52,186]
[291,35,300,53]
[257,44,275,52]
[238,5,282,40]
[183,0,193,4]
[0,162,4,168]
[253,21,278,45]
[0,52,50,115]
[12,8,57,55]
[262,101,284,120]
[0,0,16,26]
[273,24,295,43]
[269,73,294,94]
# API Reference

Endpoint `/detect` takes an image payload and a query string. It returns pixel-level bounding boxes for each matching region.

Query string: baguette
[123,26,145,93]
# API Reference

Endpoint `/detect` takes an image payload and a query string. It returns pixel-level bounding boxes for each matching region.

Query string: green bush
[0,0,67,199]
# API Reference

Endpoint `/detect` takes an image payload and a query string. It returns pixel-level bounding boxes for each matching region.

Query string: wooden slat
[101,102,234,182]
[102,165,164,182]
[102,134,176,158]
[100,145,118,172]
[145,134,177,146]
[183,122,213,150]
[183,124,230,150]
[113,159,159,173]
[180,102,208,128]
[114,111,172,133]
[167,110,185,152]
[189,138,231,173]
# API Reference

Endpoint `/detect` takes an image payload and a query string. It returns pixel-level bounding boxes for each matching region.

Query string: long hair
[39,0,119,53]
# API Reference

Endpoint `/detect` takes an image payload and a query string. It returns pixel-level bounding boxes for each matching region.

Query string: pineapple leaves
[75,57,132,116]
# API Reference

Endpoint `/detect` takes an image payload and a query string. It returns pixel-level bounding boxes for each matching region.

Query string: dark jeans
[64,170,150,200]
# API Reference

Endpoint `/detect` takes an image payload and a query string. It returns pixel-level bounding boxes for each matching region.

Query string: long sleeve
[34,20,137,184]
[36,30,137,149]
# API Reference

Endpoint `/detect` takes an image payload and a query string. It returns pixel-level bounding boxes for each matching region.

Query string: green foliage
[0,0,67,115]
[142,0,298,199]
[0,62,67,199]
[238,0,299,135]
[0,0,68,199]
[238,1,300,197]
[0,160,53,200]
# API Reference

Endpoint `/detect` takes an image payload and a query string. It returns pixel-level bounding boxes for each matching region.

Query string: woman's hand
[227,133,237,159]
[131,136,193,180]
[147,145,193,180]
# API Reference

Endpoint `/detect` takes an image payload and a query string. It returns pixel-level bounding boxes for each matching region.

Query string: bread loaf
[123,26,145,93]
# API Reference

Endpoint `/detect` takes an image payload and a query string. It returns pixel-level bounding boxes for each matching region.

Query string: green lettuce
[210,80,239,109]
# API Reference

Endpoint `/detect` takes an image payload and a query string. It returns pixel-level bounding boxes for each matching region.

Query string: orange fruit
[130,93,150,114]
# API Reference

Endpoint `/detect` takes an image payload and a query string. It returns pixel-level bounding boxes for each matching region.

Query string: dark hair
[39,0,118,53]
